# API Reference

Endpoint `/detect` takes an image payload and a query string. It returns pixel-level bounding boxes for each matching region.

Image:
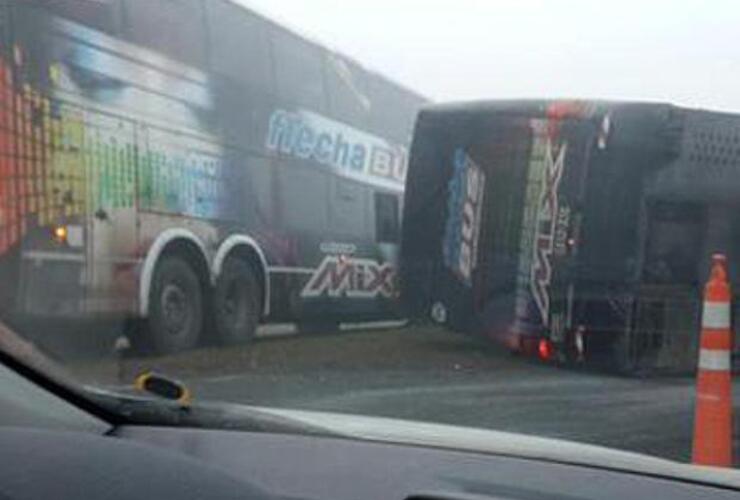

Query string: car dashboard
[3,422,739,500]
[0,350,738,500]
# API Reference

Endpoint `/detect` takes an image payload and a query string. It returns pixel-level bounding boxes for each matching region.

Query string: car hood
[251,405,740,489]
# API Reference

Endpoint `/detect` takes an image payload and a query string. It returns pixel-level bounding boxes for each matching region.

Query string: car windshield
[1,0,739,472]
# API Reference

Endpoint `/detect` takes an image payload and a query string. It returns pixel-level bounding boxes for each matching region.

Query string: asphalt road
[62,324,740,466]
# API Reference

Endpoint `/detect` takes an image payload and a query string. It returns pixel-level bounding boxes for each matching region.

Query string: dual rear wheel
[146,256,261,355]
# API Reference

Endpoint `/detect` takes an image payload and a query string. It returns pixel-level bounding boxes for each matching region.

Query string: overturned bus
[401,100,740,372]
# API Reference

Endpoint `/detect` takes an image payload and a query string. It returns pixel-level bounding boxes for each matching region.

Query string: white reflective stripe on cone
[698,348,731,371]
[702,301,731,329]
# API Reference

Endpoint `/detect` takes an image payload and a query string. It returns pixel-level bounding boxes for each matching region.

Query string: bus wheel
[213,258,261,346]
[148,256,204,355]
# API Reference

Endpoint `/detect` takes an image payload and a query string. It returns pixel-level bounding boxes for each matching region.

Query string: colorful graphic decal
[442,148,486,286]
[301,255,395,299]
[49,27,229,221]
[514,120,568,328]
[0,58,18,255]
[45,102,228,221]
[0,54,101,256]
[530,138,567,327]
[0,14,233,259]
[266,109,407,190]
[137,146,227,220]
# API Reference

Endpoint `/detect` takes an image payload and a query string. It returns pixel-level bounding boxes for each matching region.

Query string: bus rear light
[538,338,553,361]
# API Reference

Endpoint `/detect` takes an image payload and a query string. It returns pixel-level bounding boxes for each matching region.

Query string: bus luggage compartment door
[86,112,139,315]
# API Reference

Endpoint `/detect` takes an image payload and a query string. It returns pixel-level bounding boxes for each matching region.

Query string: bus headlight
[51,225,68,245]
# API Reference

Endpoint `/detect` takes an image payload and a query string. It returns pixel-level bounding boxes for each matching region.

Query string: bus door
[85,111,138,314]
[374,190,402,314]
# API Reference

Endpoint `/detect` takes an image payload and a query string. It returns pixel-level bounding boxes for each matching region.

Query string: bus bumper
[18,251,87,318]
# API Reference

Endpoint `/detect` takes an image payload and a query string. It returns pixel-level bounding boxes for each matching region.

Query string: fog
[240,0,740,112]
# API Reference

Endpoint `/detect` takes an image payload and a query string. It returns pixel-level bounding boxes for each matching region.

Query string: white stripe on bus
[22,251,140,265]
[698,348,731,372]
[702,301,730,329]
[22,251,85,262]
[268,266,315,274]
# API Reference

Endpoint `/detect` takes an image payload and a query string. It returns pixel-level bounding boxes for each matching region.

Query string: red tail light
[538,338,553,361]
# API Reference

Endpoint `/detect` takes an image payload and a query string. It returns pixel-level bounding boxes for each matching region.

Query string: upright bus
[401,100,740,372]
[0,0,425,354]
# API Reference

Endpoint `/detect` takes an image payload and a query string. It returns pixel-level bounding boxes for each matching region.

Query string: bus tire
[148,256,204,355]
[213,257,261,346]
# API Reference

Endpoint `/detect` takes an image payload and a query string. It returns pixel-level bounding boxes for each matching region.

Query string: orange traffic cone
[692,254,734,467]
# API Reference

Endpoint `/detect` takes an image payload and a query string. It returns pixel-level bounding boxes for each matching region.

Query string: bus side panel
[531,120,595,348]
[256,22,411,322]
[5,0,424,327]
[401,114,459,325]
[403,110,597,349]
[472,118,534,343]
[0,0,19,314]
[9,5,152,318]
[401,112,534,335]
[4,5,94,318]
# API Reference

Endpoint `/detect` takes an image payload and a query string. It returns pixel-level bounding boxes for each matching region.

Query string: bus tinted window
[25,0,122,34]
[121,0,207,68]
[280,164,329,232]
[367,75,417,141]
[329,179,369,239]
[375,192,400,243]
[206,0,273,90]
[272,29,327,111]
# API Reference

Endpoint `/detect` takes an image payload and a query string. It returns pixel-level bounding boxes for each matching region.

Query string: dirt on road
[66,326,542,387]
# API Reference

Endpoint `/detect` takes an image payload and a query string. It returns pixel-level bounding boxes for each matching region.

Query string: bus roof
[417,99,677,120]
[417,99,740,125]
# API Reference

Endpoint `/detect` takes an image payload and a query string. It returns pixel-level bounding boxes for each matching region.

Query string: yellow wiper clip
[133,371,192,407]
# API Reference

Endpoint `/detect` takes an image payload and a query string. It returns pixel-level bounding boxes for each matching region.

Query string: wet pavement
[60,325,740,465]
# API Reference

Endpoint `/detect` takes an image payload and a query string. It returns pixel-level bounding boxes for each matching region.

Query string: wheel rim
[161,283,190,336]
